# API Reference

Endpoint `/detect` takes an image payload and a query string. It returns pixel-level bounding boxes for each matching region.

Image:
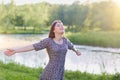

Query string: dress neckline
[52,38,64,45]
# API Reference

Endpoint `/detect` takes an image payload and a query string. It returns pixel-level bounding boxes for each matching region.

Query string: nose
[60,26,64,30]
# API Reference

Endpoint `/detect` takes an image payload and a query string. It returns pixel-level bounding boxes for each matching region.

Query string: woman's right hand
[4,49,16,56]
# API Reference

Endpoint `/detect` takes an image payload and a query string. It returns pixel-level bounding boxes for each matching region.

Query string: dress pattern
[33,37,74,80]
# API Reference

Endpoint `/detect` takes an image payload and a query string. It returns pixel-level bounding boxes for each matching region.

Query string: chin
[58,30,65,34]
[58,32,64,34]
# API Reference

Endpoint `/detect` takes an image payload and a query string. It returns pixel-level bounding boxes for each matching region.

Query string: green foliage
[0,1,51,34]
[0,61,42,80]
[66,31,120,48]
[0,61,120,80]
[49,1,120,31]
[0,0,120,34]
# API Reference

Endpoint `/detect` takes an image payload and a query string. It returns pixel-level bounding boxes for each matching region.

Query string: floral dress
[33,37,74,80]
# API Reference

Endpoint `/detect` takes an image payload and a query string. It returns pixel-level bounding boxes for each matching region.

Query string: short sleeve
[33,38,50,51]
[66,38,74,50]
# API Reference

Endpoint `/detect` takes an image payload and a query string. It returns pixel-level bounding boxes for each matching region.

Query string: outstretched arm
[71,47,81,56]
[67,38,81,56]
[4,45,35,56]
[4,38,49,56]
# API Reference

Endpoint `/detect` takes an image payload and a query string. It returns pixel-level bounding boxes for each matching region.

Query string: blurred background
[0,0,120,80]
[0,0,120,34]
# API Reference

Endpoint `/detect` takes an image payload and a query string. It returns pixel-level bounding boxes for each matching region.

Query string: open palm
[4,49,16,56]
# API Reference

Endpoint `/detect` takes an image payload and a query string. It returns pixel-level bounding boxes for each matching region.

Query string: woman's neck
[54,34,63,41]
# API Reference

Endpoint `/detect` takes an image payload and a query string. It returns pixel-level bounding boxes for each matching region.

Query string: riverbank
[0,27,49,34]
[0,61,119,80]
[1,30,120,48]
[66,31,120,48]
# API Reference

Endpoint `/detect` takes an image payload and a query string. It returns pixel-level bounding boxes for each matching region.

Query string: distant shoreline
[66,31,120,48]
[1,31,120,48]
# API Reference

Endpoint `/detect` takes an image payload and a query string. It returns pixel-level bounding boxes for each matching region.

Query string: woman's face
[54,22,65,34]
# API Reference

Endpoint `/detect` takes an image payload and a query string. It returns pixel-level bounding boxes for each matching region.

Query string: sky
[0,0,109,5]
[0,0,120,5]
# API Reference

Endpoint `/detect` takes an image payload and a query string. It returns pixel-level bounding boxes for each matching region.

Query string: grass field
[0,61,120,80]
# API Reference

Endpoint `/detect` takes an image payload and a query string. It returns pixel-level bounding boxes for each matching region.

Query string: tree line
[0,0,120,32]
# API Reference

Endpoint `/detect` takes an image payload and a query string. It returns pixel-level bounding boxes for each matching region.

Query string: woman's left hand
[76,50,81,56]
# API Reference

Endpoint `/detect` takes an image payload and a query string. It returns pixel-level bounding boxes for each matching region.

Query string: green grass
[0,26,49,34]
[66,31,120,48]
[0,61,42,80]
[0,61,120,80]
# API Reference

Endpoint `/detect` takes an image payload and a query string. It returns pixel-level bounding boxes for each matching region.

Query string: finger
[6,54,11,56]
[7,49,14,52]
[5,52,12,56]
[4,51,9,54]
[4,51,12,56]
[77,53,81,56]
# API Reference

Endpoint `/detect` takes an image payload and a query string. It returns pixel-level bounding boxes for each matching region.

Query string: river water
[0,34,120,74]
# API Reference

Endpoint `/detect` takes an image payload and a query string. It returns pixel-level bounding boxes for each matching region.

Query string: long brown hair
[48,20,62,38]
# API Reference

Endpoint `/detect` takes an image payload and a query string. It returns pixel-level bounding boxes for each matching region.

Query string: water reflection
[0,34,120,74]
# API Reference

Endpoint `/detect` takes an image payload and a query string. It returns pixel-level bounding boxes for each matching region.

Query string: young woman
[4,20,81,80]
